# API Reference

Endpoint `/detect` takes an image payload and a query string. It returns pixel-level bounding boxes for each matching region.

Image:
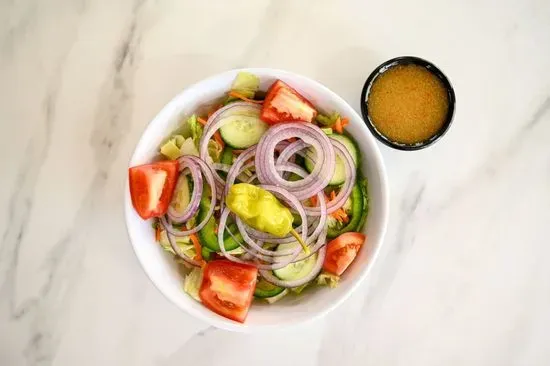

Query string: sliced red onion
[224,145,257,195]
[199,102,261,185]
[255,123,335,200]
[160,219,202,267]
[303,138,356,215]
[274,137,356,215]
[167,157,203,224]
[244,164,328,245]
[161,155,217,236]
[212,163,231,173]
[246,185,308,244]
[276,140,309,166]
[259,245,327,288]
[217,208,299,270]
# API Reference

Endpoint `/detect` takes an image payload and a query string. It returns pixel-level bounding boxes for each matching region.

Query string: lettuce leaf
[183,267,203,301]
[316,272,340,288]
[158,230,195,257]
[208,139,223,162]
[180,137,199,157]
[188,114,203,148]
[160,134,198,160]
[316,112,340,127]
[229,72,260,99]
[160,135,185,160]
[290,283,308,294]
[265,289,289,304]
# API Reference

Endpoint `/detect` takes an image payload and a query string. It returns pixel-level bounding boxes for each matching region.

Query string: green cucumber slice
[254,278,285,298]
[197,196,240,252]
[219,147,234,179]
[327,182,364,239]
[221,147,234,165]
[169,174,191,213]
[273,243,318,281]
[219,110,268,149]
[304,133,359,185]
[356,177,369,232]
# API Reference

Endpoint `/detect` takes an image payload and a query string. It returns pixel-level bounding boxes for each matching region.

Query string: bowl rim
[124,67,390,332]
[360,56,456,151]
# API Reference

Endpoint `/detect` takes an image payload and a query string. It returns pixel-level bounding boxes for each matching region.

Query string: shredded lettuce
[229,72,260,99]
[326,214,343,232]
[159,230,195,257]
[183,267,203,301]
[208,139,223,162]
[224,246,246,255]
[160,135,198,160]
[290,283,308,294]
[316,112,340,127]
[342,196,353,214]
[187,114,203,148]
[160,135,185,160]
[321,127,333,135]
[180,137,199,157]
[186,216,196,230]
[265,289,289,304]
[316,272,340,288]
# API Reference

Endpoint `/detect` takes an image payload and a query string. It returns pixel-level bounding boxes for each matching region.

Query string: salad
[128,72,369,323]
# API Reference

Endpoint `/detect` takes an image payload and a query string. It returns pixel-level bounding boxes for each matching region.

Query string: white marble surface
[1,0,550,365]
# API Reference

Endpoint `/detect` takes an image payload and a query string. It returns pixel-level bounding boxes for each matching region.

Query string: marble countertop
[1,0,550,365]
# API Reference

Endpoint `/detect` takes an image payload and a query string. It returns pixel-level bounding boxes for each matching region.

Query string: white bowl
[124,68,389,332]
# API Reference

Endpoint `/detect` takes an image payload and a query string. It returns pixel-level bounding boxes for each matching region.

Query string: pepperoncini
[226,184,309,253]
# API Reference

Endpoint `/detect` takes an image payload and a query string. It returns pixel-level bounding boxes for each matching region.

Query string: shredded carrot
[341,117,350,128]
[213,131,225,149]
[208,104,224,119]
[233,149,246,154]
[338,209,350,223]
[197,116,208,126]
[327,190,349,222]
[214,225,218,235]
[334,117,343,134]
[287,137,297,143]
[331,208,349,223]
[310,195,318,206]
[228,91,263,104]
[155,223,161,241]
[189,233,205,264]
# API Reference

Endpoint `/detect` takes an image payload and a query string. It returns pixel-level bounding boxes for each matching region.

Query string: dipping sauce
[367,64,449,144]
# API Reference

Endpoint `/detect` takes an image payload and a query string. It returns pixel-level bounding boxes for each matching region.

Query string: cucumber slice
[304,133,359,185]
[197,196,240,252]
[221,147,234,165]
[219,110,268,149]
[327,182,364,238]
[273,242,318,281]
[356,177,369,232]
[254,278,285,298]
[265,289,288,304]
[169,175,191,213]
[219,147,234,179]
[201,246,214,261]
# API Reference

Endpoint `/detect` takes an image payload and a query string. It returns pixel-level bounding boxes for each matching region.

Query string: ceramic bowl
[124,68,389,332]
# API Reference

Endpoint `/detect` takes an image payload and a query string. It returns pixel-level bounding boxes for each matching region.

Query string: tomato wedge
[260,80,317,124]
[128,160,179,220]
[323,232,366,276]
[199,260,258,322]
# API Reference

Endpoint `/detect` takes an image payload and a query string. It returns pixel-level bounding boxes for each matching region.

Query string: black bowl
[360,56,456,151]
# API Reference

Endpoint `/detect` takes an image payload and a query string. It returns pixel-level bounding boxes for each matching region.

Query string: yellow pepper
[226,184,308,253]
